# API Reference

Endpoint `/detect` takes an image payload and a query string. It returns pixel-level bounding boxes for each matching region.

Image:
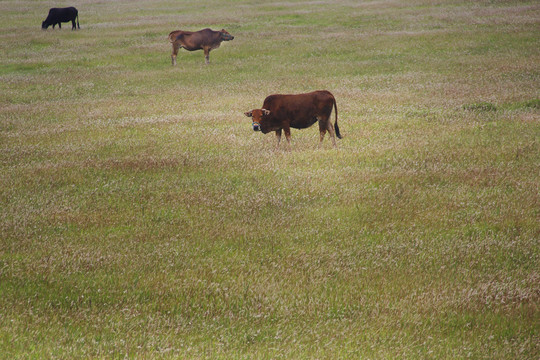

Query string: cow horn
[262,109,271,115]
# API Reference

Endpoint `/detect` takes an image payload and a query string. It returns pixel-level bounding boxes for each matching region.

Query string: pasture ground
[1,0,539,358]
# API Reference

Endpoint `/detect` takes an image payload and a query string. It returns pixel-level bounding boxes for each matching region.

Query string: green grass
[1,0,539,358]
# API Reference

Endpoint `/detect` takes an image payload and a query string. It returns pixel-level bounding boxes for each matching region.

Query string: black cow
[245,90,342,148]
[42,7,80,30]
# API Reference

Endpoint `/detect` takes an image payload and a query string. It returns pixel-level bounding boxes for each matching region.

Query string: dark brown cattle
[245,90,342,148]
[168,28,234,65]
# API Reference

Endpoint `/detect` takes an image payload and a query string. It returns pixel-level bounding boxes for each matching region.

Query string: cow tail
[333,96,342,139]
[77,14,80,29]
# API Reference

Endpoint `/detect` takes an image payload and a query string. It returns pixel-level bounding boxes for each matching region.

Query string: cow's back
[48,7,77,20]
[265,90,332,106]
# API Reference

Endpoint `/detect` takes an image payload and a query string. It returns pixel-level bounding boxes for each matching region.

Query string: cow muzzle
[252,122,261,131]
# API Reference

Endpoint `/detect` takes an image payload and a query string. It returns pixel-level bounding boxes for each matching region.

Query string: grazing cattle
[245,90,342,148]
[42,7,79,30]
[168,28,234,65]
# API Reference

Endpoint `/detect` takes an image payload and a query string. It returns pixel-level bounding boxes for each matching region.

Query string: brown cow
[168,28,234,65]
[244,90,342,148]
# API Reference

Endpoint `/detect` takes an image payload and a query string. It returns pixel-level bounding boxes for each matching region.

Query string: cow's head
[220,29,234,41]
[245,109,271,132]
[41,21,50,29]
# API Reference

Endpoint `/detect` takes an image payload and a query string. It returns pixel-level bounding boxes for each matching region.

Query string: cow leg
[275,129,282,149]
[52,24,56,29]
[318,119,328,147]
[204,48,210,64]
[171,43,180,66]
[71,20,76,30]
[319,129,327,147]
[58,23,61,29]
[326,120,338,148]
[283,125,292,148]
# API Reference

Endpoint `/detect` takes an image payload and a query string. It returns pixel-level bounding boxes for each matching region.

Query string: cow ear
[244,111,252,117]
[262,109,271,116]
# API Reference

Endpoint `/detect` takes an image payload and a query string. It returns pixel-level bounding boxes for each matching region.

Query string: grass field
[1,0,539,358]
